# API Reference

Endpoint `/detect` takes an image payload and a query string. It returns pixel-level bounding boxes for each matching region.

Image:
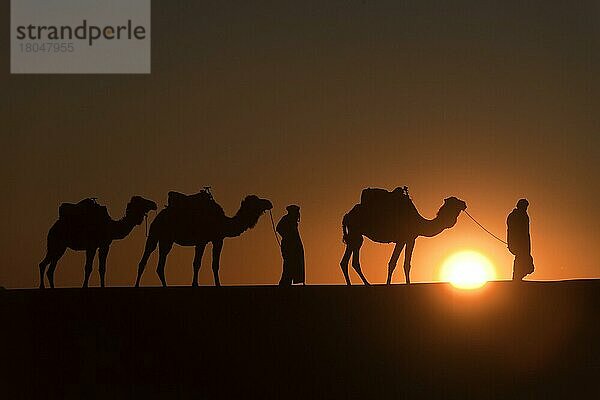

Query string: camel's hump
[360,188,411,206]
[58,198,110,224]
[167,191,224,215]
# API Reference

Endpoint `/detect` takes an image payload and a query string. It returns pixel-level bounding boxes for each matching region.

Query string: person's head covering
[286,204,300,214]
[516,198,529,210]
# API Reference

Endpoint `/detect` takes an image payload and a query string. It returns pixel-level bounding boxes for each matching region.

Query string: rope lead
[462,210,508,246]
[268,210,281,248]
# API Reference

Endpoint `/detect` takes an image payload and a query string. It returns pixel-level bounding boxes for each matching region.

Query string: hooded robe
[507,208,534,280]
[276,213,305,285]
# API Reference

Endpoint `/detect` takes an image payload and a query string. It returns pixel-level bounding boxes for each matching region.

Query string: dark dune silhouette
[38,196,157,289]
[135,190,273,287]
[341,187,466,285]
[2,281,598,398]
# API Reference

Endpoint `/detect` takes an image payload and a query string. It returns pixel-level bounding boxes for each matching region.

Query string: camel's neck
[110,213,139,240]
[416,210,460,238]
[223,209,262,238]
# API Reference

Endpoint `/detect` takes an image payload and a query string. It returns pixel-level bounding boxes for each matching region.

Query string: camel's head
[443,197,467,212]
[242,195,273,213]
[438,197,467,226]
[126,196,158,225]
[238,195,273,228]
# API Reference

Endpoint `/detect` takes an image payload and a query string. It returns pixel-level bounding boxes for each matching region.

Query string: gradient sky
[1,1,599,288]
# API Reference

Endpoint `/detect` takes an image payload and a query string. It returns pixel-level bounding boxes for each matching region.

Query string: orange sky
[1,1,598,288]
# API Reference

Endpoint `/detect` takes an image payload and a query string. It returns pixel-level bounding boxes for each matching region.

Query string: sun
[440,250,496,289]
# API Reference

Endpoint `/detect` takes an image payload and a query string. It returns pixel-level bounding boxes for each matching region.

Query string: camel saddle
[59,198,110,225]
[359,187,416,229]
[360,187,410,209]
[167,190,223,215]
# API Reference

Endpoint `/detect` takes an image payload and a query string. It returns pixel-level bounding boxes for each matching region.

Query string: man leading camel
[507,199,535,281]
[276,205,305,286]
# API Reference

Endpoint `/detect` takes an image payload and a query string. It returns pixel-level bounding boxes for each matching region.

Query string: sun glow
[440,250,496,289]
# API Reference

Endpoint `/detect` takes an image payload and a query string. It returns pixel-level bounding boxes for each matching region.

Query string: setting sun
[440,250,496,289]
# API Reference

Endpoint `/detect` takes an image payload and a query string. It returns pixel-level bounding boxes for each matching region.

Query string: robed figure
[507,199,534,281]
[277,205,305,286]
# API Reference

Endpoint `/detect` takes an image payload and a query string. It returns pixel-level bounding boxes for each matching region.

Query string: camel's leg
[38,255,51,289]
[386,242,405,285]
[135,236,158,287]
[351,237,370,286]
[211,239,223,287]
[46,247,66,289]
[191,243,207,287]
[156,241,173,288]
[340,246,352,285]
[403,239,415,284]
[98,245,110,288]
[47,261,58,289]
[82,247,98,288]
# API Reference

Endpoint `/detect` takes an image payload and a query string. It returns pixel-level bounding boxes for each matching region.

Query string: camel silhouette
[134,191,273,287]
[39,196,157,289]
[341,187,466,285]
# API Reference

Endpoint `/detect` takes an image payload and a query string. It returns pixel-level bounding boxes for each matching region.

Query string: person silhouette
[276,205,305,286]
[507,199,535,281]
